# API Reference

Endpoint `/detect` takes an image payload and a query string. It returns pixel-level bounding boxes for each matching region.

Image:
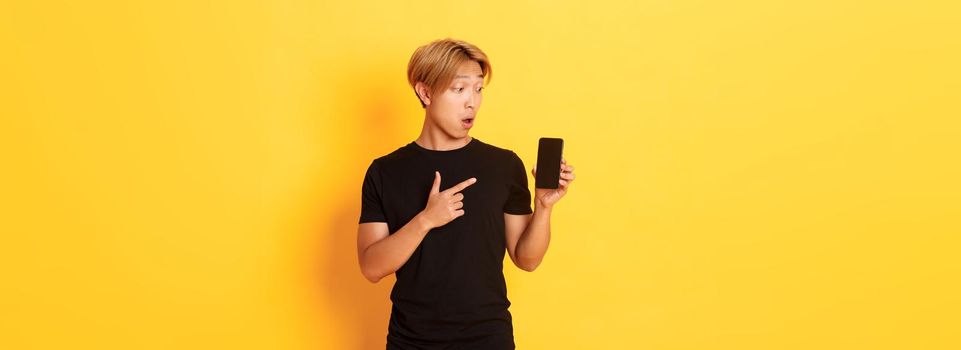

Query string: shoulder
[367,143,418,170]
[473,139,527,179]
[473,138,522,161]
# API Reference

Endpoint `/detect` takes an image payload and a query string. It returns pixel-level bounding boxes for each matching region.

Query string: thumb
[430,171,441,194]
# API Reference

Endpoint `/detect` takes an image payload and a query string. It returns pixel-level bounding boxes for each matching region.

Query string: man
[357,38,576,349]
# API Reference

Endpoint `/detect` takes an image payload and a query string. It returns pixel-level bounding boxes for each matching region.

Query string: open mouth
[461,117,474,128]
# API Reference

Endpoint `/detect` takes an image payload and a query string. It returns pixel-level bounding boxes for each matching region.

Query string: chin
[446,126,469,137]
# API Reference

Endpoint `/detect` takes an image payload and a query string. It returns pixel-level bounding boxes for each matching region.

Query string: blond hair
[407,38,492,108]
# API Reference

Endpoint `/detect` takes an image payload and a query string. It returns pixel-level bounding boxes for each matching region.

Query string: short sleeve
[359,160,388,223]
[503,151,533,215]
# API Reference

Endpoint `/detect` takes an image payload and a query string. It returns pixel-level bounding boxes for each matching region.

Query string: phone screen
[535,137,564,189]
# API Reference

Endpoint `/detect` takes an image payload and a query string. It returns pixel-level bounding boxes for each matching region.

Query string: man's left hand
[532,158,575,209]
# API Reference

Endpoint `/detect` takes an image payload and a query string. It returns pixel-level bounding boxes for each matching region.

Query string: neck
[414,114,472,151]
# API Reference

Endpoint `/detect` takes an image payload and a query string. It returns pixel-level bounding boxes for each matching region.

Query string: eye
[452,87,465,93]
[476,87,484,93]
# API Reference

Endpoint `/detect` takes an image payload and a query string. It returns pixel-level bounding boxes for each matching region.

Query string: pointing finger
[445,177,477,194]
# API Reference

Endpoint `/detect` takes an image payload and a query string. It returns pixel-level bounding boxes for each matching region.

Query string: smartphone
[535,137,564,189]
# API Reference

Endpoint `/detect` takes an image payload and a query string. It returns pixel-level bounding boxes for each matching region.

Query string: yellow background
[2,1,959,349]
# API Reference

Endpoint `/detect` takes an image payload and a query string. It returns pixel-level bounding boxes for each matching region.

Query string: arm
[357,216,432,283]
[504,159,575,272]
[505,205,552,272]
[357,171,477,283]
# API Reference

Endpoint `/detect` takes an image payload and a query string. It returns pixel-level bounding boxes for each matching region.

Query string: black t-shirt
[359,137,533,348]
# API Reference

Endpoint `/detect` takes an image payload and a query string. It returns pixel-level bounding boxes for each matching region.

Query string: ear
[415,82,431,107]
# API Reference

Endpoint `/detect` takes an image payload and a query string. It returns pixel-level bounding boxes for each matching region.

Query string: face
[423,60,485,138]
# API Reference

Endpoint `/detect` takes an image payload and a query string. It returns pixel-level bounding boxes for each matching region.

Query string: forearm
[515,203,553,271]
[360,213,432,282]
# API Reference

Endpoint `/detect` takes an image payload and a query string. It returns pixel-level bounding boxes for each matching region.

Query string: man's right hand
[419,171,477,229]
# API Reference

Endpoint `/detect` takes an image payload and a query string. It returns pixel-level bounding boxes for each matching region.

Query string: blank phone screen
[535,138,564,189]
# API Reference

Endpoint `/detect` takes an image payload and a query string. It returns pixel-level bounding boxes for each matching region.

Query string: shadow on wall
[317,64,412,349]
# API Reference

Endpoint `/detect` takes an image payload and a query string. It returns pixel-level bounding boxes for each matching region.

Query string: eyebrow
[454,74,485,79]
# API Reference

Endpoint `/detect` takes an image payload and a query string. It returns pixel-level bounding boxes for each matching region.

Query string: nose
[466,90,476,109]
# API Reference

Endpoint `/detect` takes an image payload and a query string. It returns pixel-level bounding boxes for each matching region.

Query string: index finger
[444,177,477,194]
